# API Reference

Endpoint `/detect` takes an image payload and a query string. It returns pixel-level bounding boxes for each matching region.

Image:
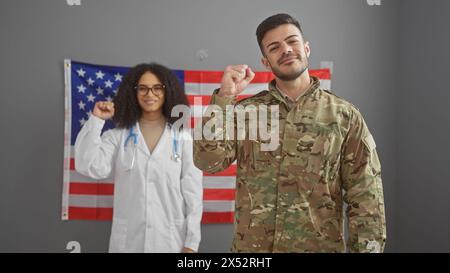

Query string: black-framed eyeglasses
[134,84,165,97]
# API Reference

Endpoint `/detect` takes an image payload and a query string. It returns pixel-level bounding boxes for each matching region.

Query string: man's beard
[270,56,309,81]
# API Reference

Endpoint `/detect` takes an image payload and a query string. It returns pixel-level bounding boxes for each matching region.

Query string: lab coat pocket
[110,219,128,252]
[170,218,187,252]
[165,159,182,189]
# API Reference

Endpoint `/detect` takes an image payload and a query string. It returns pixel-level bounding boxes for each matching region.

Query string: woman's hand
[182,247,196,253]
[93,101,115,120]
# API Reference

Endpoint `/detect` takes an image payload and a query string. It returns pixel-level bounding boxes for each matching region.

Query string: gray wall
[395,0,450,252]
[0,0,445,253]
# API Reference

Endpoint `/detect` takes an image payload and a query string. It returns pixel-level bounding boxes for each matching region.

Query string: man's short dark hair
[256,13,304,54]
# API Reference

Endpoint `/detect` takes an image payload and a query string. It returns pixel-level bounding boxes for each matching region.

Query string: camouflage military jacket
[193,76,386,252]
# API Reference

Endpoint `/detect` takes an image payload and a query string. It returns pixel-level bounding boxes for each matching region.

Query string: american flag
[62,59,331,223]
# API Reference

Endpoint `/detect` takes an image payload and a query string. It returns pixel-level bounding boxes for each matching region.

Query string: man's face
[261,24,310,81]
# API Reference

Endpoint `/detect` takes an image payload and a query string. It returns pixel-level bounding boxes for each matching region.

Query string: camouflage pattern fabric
[193,76,386,253]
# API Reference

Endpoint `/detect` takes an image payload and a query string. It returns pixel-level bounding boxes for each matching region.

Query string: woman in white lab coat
[74,63,203,253]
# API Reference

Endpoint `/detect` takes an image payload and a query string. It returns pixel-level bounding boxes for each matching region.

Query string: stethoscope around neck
[123,124,180,170]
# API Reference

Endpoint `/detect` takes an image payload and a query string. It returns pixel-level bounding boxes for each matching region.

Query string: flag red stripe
[184,69,330,83]
[185,70,274,83]
[310,68,331,79]
[201,212,234,224]
[68,206,113,220]
[70,182,114,195]
[70,158,75,170]
[68,206,234,223]
[184,70,224,83]
[203,189,235,201]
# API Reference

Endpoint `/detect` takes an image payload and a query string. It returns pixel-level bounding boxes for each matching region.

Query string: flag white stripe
[203,200,235,212]
[203,176,236,189]
[69,171,114,184]
[69,195,114,208]
[185,83,267,96]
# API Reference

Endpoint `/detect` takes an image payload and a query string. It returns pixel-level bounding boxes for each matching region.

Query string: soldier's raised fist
[218,64,255,97]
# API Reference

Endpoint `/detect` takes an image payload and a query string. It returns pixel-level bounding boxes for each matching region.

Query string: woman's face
[136,71,165,114]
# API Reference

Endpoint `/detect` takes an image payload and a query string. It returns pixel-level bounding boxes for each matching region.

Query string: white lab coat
[74,115,203,253]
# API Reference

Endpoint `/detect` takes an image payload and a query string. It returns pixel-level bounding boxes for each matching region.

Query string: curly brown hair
[112,63,189,129]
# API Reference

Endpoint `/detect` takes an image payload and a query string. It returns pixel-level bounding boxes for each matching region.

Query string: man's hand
[93,101,115,120]
[218,64,255,97]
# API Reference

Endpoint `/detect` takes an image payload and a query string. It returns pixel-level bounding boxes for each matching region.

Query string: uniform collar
[268,76,320,104]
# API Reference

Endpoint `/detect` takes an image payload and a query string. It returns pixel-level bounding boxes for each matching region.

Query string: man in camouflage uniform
[193,13,386,252]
